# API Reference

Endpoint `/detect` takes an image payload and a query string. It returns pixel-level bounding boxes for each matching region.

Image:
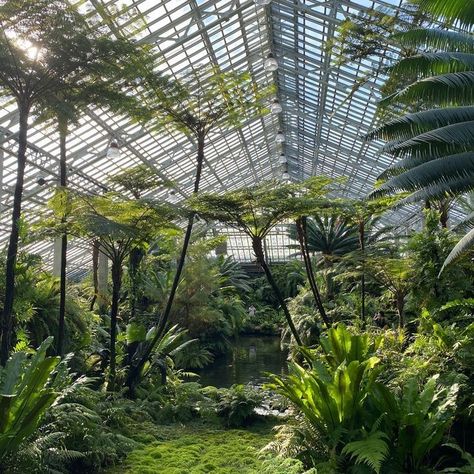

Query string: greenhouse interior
[0,0,473,472]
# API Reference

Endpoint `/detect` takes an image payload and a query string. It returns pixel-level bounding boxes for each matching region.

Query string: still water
[197,335,288,388]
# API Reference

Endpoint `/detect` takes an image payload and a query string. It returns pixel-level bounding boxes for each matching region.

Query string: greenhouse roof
[0,0,464,271]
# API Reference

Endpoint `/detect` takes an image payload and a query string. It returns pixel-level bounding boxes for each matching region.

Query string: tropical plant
[0,0,139,364]
[216,384,262,427]
[190,178,333,346]
[269,325,381,461]
[365,1,474,267]
[127,65,270,390]
[45,192,176,390]
[371,375,460,472]
[408,209,473,314]
[0,337,60,460]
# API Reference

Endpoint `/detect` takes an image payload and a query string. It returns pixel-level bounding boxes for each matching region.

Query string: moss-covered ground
[107,420,277,474]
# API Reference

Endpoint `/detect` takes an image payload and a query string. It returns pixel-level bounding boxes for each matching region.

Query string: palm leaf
[395,173,474,206]
[365,106,474,142]
[394,29,474,52]
[382,121,474,157]
[381,149,471,183]
[389,53,474,78]
[418,0,474,29]
[370,151,474,198]
[380,71,474,106]
[441,227,474,273]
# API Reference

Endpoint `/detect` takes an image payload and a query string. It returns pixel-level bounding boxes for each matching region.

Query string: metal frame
[0,0,464,272]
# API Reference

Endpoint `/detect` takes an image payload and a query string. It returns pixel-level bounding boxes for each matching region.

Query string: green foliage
[269,325,381,454]
[109,164,171,200]
[268,324,465,472]
[216,384,262,428]
[0,337,60,460]
[342,430,389,474]
[136,65,272,138]
[408,210,473,314]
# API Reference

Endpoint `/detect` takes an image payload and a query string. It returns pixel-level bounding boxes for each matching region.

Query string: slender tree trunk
[252,236,303,346]
[439,206,448,228]
[396,292,405,328]
[295,217,331,328]
[0,103,30,365]
[57,123,68,358]
[359,220,366,326]
[108,258,123,392]
[90,241,99,311]
[126,131,206,391]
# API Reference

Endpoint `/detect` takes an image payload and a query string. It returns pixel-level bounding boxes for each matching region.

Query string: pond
[196,335,288,388]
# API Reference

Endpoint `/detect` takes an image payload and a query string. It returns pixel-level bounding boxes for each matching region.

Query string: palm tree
[0,0,138,364]
[290,215,359,261]
[364,0,474,268]
[289,215,359,303]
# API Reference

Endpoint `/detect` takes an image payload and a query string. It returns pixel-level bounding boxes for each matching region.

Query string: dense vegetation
[0,0,473,473]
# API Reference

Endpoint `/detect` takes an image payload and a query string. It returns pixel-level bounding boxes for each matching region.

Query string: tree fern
[342,431,389,474]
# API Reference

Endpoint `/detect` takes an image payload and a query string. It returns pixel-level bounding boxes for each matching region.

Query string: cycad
[367,2,474,266]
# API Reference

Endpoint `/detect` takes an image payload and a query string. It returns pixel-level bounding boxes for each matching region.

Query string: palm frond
[382,121,474,158]
[418,0,474,29]
[371,152,474,198]
[365,106,474,142]
[395,173,474,206]
[389,52,474,78]
[441,227,474,273]
[453,211,474,232]
[394,29,474,52]
[380,71,474,107]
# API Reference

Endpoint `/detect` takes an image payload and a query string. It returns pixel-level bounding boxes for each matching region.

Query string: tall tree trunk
[252,236,303,346]
[295,217,331,328]
[0,102,30,365]
[108,257,123,392]
[90,241,99,311]
[359,220,366,326]
[126,131,206,391]
[57,122,68,358]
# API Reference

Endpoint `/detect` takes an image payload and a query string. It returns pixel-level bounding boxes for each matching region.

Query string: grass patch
[107,420,276,474]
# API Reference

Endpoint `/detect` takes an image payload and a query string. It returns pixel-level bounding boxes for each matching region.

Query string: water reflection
[197,335,288,388]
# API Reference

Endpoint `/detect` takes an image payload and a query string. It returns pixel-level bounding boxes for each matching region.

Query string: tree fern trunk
[57,122,68,358]
[295,217,331,328]
[0,103,30,365]
[252,236,303,346]
[126,131,206,391]
[108,258,122,392]
[359,221,366,326]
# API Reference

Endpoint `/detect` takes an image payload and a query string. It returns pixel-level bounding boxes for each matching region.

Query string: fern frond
[342,431,389,474]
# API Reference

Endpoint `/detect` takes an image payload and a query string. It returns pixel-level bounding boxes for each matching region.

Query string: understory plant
[268,324,467,473]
